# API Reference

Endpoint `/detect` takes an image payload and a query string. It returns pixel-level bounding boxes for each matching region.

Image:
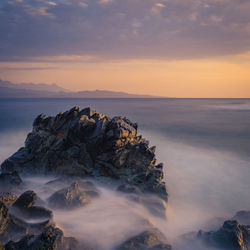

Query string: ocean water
[0,98,250,249]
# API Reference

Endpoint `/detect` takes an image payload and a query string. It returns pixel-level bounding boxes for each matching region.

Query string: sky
[0,0,250,97]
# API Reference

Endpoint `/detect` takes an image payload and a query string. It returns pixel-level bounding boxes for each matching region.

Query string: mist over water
[0,98,249,249]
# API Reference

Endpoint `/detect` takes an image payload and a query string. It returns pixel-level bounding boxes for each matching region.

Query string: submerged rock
[11,190,52,221]
[1,107,168,201]
[47,181,91,210]
[198,220,250,250]
[5,225,79,250]
[0,189,54,245]
[116,228,172,250]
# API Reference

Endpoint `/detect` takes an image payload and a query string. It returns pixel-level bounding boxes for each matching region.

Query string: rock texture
[0,107,170,249]
[5,226,79,250]
[48,181,91,210]
[0,190,55,245]
[1,107,168,201]
[0,193,17,207]
[198,220,250,250]
[116,228,172,250]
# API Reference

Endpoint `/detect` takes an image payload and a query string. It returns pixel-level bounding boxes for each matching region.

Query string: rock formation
[116,228,172,250]
[198,220,250,250]
[1,106,168,201]
[1,106,249,250]
[47,181,91,210]
[0,107,170,249]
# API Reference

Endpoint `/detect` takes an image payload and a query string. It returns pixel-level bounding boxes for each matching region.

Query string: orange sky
[1,53,250,98]
[1,0,250,97]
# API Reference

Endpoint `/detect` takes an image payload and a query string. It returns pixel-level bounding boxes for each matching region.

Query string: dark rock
[0,241,4,250]
[232,211,250,226]
[0,213,28,244]
[116,228,172,250]
[0,172,22,190]
[1,107,168,202]
[0,193,17,207]
[48,181,91,210]
[198,220,250,250]
[13,191,37,209]
[5,225,79,250]
[117,184,142,195]
[11,205,53,221]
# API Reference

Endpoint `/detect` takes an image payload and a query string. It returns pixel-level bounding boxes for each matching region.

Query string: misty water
[0,98,250,249]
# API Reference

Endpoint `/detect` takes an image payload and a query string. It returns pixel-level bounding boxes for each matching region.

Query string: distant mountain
[0,79,70,93]
[0,80,163,98]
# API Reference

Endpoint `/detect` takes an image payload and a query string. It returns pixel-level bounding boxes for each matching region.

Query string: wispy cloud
[0,0,250,61]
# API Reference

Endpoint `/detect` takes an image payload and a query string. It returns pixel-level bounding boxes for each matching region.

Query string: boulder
[198,220,250,250]
[10,190,52,222]
[13,191,37,209]
[5,226,79,250]
[1,107,168,201]
[116,228,172,250]
[47,181,91,210]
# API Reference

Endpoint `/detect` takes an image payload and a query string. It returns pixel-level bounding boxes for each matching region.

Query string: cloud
[0,0,250,61]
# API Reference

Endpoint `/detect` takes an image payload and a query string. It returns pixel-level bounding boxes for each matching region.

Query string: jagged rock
[0,193,17,207]
[0,202,9,235]
[232,211,250,226]
[5,225,79,250]
[47,181,91,210]
[0,172,22,190]
[116,228,172,250]
[13,191,37,209]
[1,107,168,201]
[198,220,250,250]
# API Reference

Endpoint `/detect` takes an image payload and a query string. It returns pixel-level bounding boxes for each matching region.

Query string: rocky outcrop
[5,226,79,250]
[47,181,91,210]
[116,228,172,250]
[1,107,167,201]
[0,107,170,249]
[198,220,250,250]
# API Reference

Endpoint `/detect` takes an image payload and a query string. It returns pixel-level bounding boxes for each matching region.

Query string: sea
[0,98,249,249]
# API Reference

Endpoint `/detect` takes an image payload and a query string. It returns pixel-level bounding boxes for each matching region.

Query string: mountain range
[0,80,162,98]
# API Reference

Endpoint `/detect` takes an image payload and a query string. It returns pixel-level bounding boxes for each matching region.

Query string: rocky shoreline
[0,107,249,250]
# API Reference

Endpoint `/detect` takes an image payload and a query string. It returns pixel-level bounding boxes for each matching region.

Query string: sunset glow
[1,0,250,97]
